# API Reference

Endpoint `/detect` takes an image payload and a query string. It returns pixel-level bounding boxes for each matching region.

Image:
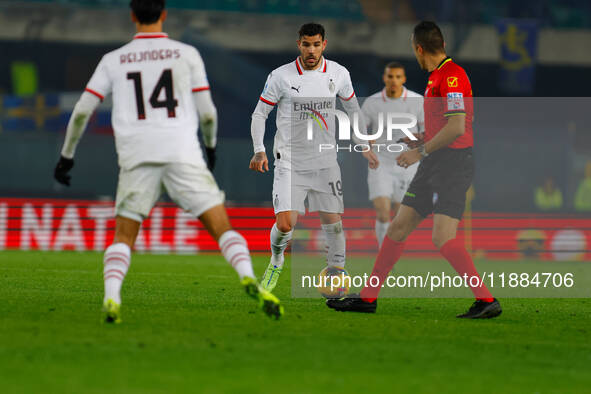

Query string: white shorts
[368,161,418,202]
[272,165,344,215]
[116,162,225,222]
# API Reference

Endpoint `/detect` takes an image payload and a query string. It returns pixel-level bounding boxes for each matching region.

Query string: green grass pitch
[1,250,590,394]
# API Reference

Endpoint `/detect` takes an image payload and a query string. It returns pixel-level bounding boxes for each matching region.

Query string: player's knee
[376,210,390,223]
[432,232,453,250]
[386,222,408,242]
[276,221,293,233]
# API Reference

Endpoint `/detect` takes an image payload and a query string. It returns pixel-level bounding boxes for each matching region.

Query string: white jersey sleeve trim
[84,87,104,101]
[259,70,283,106]
[337,68,356,101]
[192,86,210,92]
[259,96,276,106]
[339,91,355,101]
[86,54,112,100]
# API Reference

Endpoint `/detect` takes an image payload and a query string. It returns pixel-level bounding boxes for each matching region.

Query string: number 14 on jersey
[127,68,178,120]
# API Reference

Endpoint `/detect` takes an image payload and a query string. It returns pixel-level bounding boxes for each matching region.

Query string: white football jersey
[361,87,424,164]
[85,32,210,170]
[259,57,356,171]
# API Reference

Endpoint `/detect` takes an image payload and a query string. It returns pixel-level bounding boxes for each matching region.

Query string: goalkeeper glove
[205,147,216,171]
[54,156,74,186]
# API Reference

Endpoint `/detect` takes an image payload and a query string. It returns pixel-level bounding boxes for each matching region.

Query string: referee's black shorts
[401,147,473,220]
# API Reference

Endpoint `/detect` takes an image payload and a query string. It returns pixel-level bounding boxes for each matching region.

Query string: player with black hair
[249,22,378,292]
[298,22,325,41]
[129,0,165,24]
[54,0,283,322]
[328,21,502,319]
[361,61,424,247]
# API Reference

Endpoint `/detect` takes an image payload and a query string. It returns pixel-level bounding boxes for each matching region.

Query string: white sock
[270,223,292,268]
[219,230,255,279]
[375,220,389,248]
[103,243,131,304]
[321,221,346,268]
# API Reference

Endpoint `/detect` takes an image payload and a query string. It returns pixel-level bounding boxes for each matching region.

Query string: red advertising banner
[0,198,589,261]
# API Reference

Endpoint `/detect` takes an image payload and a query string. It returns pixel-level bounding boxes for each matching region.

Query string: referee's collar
[435,56,452,70]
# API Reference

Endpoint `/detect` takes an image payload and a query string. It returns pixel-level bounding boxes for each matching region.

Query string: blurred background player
[249,23,378,291]
[361,62,424,248]
[575,161,591,211]
[534,176,563,211]
[53,0,282,322]
[328,21,501,319]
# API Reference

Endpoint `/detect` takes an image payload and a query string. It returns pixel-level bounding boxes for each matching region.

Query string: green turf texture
[1,251,589,394]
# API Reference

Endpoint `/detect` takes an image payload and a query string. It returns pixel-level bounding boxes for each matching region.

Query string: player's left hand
[54,156,74,186]
[205,147,216,171]
[397,149,420,168]
[362,149,379,169]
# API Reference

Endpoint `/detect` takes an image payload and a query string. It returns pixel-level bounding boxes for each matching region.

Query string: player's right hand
[249,152,269,173]
[54,156,74,186]
[205,147,216,171]
[362,150,379,169]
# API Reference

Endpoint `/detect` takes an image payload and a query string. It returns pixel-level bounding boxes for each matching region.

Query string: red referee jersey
[424,57,473,149]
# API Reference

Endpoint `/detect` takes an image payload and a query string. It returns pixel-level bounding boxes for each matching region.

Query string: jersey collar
[295,56,327,75]
[381,86,407,102]
[435,56,452,71]
[134,32,169,39]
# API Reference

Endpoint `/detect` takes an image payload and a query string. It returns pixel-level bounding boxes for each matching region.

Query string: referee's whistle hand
[397,149,420,168]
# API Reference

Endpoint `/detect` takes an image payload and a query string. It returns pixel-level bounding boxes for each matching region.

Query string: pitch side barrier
[0,198,589,260]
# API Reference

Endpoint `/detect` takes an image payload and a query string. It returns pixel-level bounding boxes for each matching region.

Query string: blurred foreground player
[328,21,501,318]
[249,23,378,291]
[361,62,424,248]
[54,0,282,322]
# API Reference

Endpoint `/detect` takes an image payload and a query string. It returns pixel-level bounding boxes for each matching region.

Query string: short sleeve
[259,72,282,106]
[85,56,112,101]
[337,71,355,101]
[189,48,210,92]
[440,72,468,116]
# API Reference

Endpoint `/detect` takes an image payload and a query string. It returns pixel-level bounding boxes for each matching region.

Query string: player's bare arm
[424,114,465,152]
[397,115,464,168]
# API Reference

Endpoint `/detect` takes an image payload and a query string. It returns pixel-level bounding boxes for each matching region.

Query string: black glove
[205,147,216,171]
[54,156,74,186]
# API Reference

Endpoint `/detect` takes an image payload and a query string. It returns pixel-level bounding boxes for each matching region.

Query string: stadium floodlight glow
[306,109,418,142]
